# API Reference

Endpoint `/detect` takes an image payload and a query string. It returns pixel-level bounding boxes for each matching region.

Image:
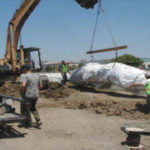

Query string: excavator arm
[4,0,97,70]
[5,0,40,70]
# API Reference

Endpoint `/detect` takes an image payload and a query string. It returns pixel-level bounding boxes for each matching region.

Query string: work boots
[32,110,42,128]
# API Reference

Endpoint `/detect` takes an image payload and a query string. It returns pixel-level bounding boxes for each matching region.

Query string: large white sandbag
[109,63,145,89]
[70,63,112,85]
[70,62,146,90]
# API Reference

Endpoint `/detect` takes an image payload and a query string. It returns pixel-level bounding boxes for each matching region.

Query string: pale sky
[0,0,150,63]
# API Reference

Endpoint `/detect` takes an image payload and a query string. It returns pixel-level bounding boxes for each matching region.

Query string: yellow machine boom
[5,0,40,70]
[3,0,97,71]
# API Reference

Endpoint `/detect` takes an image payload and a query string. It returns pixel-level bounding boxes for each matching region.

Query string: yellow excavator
[0,0,98,73]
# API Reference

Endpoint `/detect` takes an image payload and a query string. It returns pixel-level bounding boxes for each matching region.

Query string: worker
[20,64,43,129]
[130,72,150,111]
[59,60,68,86]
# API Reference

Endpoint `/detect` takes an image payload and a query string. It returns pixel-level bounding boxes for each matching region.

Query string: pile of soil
[54,91,149,120]
[0,82,76,99]
[39,86,149,120]
[40,83,76,99]
[0,81,149,119]
[0,81,20,97]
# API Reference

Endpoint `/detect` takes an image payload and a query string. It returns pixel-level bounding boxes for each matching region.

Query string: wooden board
[121,122,150,134]
[0,113,25,124]
[87,45,128,54]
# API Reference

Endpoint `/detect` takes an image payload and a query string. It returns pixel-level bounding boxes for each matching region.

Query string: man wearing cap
[130,72,150,111]
[20,64,43,129]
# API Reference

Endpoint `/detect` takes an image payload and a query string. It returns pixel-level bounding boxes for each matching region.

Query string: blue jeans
[147,95,150,110]
[62,73,67,86]
[21,98,40,127]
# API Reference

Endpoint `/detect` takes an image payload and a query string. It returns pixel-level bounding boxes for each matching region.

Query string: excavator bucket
[75,0,98,9]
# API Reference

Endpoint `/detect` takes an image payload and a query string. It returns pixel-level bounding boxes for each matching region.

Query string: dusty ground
[1,107,150,150]
[0,108,138,150]
[1,82,150,150]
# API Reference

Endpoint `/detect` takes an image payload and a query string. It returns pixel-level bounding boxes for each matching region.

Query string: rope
[100,2,118,61]
[89,0,119,62]
[89,0,101,62]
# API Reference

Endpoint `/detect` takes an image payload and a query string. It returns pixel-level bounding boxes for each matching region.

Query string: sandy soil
[1,107,150,150]
[0,107,131,150]
[1,82,150,150]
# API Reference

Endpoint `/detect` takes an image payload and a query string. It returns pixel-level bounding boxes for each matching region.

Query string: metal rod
[0,94,23,102]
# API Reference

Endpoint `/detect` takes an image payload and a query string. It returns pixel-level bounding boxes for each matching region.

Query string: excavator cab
[16,47,42,71]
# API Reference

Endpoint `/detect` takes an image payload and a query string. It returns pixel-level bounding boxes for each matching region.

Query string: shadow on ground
[136,103,150,114]
[0,125,26,139]
[70,85,146,99]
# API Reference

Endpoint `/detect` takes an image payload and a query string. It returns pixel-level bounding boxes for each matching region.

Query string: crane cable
[89,0,101,62]
[100,2,118,60]
[89,0,118,61]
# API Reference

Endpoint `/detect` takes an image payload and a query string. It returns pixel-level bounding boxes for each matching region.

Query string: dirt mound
[40,82,76,99]
[0,81,20,97]
[39,89,149,120]
[0,82,76,99]
[0,81,149,120]
[60,92,149,120]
